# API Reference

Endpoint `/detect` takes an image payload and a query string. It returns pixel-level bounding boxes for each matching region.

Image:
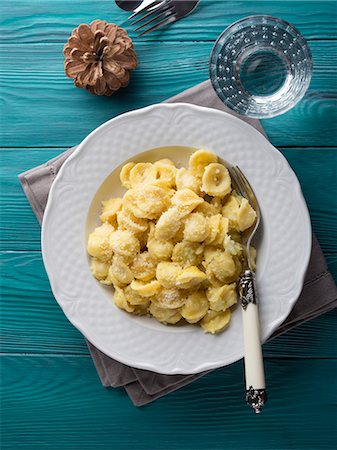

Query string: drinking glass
[209,16,312,118]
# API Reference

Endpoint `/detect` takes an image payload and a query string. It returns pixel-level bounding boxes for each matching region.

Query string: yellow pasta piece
[175,168,201,194]
[87,223,115,261]
[171,188,203,216]
[90,258,110,281]
[181,291,208,323]
[110,230,140,260]
[153,288,186,309]
[149,303,182,324]
[108,255,134,286]
[130,252,157,281]
[123,185,170,220]
[133,302,150,316]
[201,163,231,197]
[120,162,135,189]
[154,207,182,240]
[156,262,182,288]
[194,200,219,216]
[223,234,243,256]
[222,194,241,231]
[124,285,150,306]
[172,241,204,268]
[153,161,177,188]
[176,266,207,289]
[116,209,148,235]
[130,279,161,298]
[147,237,174,261]
[114,288,135,313]
[189,149,218,179]
[237,198,257,231]
[205,250,236,283]
[206,283,238,312]
[212,216,229,246]
[201,309,231,334]
[99,197,123,224]
[129,162,158,187]
[203,246,220,266]
[183,212,209,242]
[204,214,222,245]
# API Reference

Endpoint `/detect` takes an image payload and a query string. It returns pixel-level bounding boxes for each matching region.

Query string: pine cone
[63,20,138,96]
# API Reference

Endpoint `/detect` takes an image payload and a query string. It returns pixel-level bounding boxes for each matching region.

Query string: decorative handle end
[245,386,267,413]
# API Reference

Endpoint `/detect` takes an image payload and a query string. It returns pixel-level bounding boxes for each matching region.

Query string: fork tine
[235,166,260,214]
[130,1,172,25]
[137,14,176,36]
[229,166,249,199]
[134,5,175,31]
[128,0,162,21]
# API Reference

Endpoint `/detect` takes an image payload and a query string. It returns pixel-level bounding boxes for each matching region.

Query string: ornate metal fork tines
[128,0,200,37]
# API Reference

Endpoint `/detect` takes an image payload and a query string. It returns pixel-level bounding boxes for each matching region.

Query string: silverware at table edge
[128,0,200,37]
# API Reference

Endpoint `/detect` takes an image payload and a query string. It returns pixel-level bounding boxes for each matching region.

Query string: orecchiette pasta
[171,188,203,216]
[110,230,140,260]
[200,309,231,334]
[172,241,204,268]
[175,167,200,193]
[181,291,208,323]
[201,163,231,197]
[87,149,257,333]
[130,251,157,281]
[119,162,136,189]
[123,185,170,219]
[155,207,182,240]
[189,149,218,178]
[183,212,209,242]
[129,162,158,187]
[100,197,123,224]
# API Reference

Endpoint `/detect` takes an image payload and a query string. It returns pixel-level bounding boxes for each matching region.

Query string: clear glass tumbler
[209,16,313,118]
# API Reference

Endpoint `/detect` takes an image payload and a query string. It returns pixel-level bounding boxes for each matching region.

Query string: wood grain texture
[0,250,336,357]
[0,41,336,148]
[1,147,336,255]
[1,355,336,449]
[1,0,337,43]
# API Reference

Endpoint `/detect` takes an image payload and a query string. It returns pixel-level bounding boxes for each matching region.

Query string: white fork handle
[239,270,267,413]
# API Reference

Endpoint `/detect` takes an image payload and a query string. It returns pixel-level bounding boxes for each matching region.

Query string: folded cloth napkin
[19,80,337,406]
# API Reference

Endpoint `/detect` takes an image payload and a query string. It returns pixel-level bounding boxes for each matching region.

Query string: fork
[128,0,200,37]
[228,164,267,414]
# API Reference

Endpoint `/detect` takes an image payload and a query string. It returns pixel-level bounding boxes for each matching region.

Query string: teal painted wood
[1,0,336,43]
[1,250,336,357]
[1,0,336,447]
[1,356,337,449]
[1,148,336,255]
[0,41,336,147]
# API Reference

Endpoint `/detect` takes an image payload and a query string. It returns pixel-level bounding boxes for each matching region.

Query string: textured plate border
[42,103,312,374]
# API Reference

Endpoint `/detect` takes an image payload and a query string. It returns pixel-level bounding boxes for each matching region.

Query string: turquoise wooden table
[1,1,337,448]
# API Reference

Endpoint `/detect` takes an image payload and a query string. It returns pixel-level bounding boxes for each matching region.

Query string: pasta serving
[87,150,257,333]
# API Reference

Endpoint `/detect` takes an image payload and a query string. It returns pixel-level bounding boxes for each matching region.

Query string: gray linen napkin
[19,80,337,406]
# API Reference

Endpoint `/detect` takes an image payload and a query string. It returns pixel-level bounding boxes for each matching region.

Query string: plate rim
[42,102,312,374]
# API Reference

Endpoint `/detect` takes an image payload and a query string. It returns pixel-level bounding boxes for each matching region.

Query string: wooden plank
[1,0,336,43]
[1,355,336,449]
[0,41,336,148]
[1,147,336,254]
[0,250,336,356]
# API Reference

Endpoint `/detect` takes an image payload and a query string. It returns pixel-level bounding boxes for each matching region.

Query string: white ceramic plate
[42,103,311,374]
